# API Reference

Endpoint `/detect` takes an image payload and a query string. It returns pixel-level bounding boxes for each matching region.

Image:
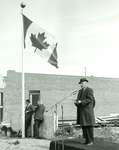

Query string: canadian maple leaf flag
[22,14,58,68]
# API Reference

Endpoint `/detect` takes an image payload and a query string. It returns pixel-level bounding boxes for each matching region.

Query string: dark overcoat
[34,104,45,121]
[75,87,95,126]
[25,104,34,122]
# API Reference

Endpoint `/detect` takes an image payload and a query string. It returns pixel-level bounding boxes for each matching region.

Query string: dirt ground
[0,137,51,150]
[0,127,119,150]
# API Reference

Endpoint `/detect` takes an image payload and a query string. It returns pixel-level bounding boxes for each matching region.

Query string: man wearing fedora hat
[74,78,95,145]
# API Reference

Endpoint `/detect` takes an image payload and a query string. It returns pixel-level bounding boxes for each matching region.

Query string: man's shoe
[86,142,93,146]
[34,137,39,139]
[83,142,88,144]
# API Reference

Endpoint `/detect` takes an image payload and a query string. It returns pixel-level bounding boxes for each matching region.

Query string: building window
[0,92,3,122]
[29,90,40,106]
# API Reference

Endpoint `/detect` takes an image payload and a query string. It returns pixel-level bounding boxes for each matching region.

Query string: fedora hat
[78,78,88,84]
[26,99,30,103]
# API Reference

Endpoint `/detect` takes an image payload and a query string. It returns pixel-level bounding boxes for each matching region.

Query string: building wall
[3,70,119,131]
[0,74,5,88]
[3,71,22,130]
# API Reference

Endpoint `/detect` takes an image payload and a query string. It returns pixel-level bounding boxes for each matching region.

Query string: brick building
[2,70,119,133]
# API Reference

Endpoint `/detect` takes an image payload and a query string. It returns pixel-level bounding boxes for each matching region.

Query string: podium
[39,111,58,139]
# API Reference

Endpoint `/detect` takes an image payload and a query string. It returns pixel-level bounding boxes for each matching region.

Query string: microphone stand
[47,90,78,150]
[46,90,78,112]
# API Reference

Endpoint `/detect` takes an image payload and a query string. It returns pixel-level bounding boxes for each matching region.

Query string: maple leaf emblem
[30,32,50,52]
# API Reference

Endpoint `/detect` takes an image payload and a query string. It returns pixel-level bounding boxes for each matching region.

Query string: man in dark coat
[34,100,45,138]
[74,78,95,145]
[25,99,34,137]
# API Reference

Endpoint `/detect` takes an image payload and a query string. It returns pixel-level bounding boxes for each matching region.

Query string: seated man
[34,100,45,138]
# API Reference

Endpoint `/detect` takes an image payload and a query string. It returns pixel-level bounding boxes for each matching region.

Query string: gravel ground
[0,137,51,150]
[72,126,119,143]
[0,127,119,150]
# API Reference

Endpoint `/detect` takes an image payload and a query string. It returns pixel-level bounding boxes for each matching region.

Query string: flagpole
[20,2,26,138]
[84,66,87,77]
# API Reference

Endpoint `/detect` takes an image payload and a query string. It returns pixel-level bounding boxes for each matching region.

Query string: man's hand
[78,100,82,104]
[25,111,29,113]
[74,99,81,104]
[74,100,78,106]
[74,100,81,107]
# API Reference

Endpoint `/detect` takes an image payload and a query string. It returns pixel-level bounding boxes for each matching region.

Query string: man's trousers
[82,126,94,144]
[34,119,42,138]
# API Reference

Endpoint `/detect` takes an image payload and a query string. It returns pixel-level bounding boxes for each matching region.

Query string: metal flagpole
[20,2,26,138]
[84,66,87,77]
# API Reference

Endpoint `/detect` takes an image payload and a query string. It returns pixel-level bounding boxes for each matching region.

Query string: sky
[1,0,119,77]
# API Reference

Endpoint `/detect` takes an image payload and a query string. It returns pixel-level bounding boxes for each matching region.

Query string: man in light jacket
[34,100,45,138]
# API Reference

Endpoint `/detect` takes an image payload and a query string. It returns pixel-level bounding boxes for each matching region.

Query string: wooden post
[55,104,58,129]
[61,105,64,150]
[53,104,59,135]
